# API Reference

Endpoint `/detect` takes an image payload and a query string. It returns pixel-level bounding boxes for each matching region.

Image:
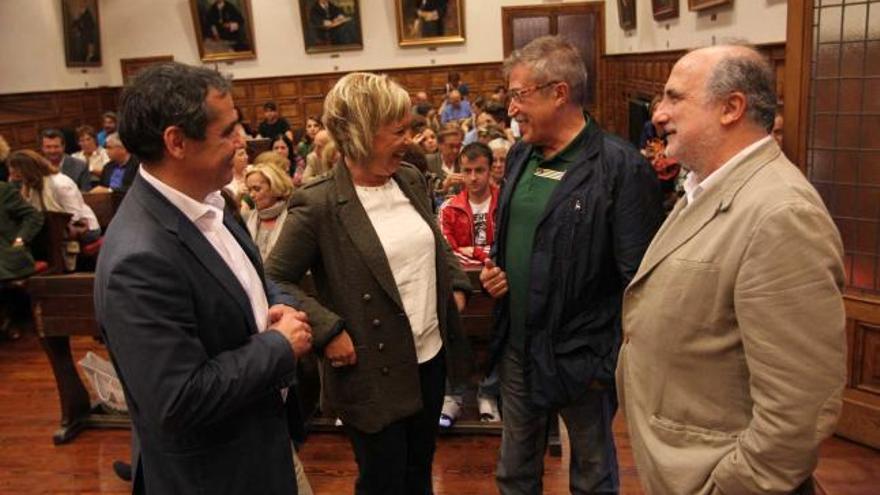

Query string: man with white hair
[92,133,139,193]
[617,44,846,495]
[480,36,663,494]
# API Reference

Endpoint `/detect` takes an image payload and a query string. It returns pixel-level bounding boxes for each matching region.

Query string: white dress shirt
[140,167,270,333]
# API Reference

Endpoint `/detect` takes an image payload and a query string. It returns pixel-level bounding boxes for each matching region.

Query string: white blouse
[31,173,100,231]
[72,147,111,175]
[355,179,441,364]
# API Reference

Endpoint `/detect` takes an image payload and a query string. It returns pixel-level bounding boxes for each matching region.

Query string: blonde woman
[243,163,294,261]
[266,72,473,495]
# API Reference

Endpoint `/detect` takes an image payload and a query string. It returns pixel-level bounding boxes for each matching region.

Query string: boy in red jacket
[440,142,499,266]
[438,142,501,425]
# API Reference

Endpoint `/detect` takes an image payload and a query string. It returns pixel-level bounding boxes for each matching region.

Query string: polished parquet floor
[1,333,878,494]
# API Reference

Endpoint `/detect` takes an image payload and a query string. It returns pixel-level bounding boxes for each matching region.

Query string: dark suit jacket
[95,174,301,494]
[60,154,91,191]
[99,155,140,193]
[266,162,473,434]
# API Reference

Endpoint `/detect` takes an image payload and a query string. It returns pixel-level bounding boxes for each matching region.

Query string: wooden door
[501,2,604,121]
[785,0,880,449]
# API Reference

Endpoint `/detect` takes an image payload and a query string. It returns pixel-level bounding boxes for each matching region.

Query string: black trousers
[344,349,446,495]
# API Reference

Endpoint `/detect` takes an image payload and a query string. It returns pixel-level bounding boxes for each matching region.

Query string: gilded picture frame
[189,0,257,62]
[62,0,102,67]
[298,0,364,54]
[394,0,466,48]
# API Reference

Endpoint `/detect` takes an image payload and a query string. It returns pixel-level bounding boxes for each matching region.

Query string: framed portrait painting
[688,0,732,11]
[298,0,363,53]
[62,0,102,67]
[189,0,256,62]
[394,0,466,47]
[652,0,679,21]
[618,0,636,30]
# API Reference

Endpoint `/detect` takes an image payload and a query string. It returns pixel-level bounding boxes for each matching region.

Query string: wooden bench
[28,270,501,443]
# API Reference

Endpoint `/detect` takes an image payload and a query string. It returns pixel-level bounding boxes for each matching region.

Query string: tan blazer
[617,139,846,495]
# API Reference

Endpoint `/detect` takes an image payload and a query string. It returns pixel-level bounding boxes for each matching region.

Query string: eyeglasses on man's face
[508,81,561,103]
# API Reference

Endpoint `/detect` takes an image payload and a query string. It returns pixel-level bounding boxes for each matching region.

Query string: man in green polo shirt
[480,36,663,494]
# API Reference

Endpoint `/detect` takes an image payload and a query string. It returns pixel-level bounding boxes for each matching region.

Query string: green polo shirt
[505,118,592,351]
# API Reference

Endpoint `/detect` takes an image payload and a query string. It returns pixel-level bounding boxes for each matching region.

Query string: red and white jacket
[439,185,499,265]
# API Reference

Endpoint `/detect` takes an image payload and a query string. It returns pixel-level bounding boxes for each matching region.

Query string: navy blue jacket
[95,174,302,494]
[490,119,663,408]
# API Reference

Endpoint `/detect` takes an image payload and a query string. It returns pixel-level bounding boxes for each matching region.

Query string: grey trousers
[496,347,619,495]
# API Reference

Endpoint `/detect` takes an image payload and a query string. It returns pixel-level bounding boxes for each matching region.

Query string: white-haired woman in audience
[7,149,100,244]
[266,72,474,495]
[243,163,294,261]
[488,137,510,187]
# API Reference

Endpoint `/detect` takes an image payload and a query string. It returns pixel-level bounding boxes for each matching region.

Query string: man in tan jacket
[617,45,847,494]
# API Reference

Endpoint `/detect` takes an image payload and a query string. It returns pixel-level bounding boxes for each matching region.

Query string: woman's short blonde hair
[253,150,290,174]
[322,72,411,164]
[245,163,294,201]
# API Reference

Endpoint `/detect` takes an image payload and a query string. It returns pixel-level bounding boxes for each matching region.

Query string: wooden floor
[1,334,878,494]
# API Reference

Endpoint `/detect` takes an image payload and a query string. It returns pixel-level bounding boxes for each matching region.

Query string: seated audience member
[272,134,306,185]
[464,101,514,145]
[439,142,498,265]
[244,164,294,261]
[258,101,292,140]
[253,150,291,173]
[417,126,440,156]
[226,144,250,202]
[72,125,111,185]
[487,138,510,187]
[303,129,332,183]
[296,116,324,158]
[438,143,502,426]
[40,128,91,191]
[96,111,118,147]
[491,85,508,104]
[0,135,9,182]
[0,180,43,340]
[441,89,472,125]
[444,71,469,99]
[477,125,507,145]
[92,133,140,194]
[411,90,430,115]
[435,124,465,198]
[7,150,100,245]
[466,95,486,130]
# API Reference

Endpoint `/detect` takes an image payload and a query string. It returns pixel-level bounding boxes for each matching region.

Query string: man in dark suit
[94,62,312,495]
[40,128,91,191]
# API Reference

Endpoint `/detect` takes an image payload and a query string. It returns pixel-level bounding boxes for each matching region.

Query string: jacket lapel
[333,164,405,310]
[131,176,259,334]
[629,138,781,287]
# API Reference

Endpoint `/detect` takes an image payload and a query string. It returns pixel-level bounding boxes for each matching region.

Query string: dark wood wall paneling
[0,63,504,151]
[601,43,787,138]
[2,45,792,152]
[0,88,120,151]
[230,62,504,133]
